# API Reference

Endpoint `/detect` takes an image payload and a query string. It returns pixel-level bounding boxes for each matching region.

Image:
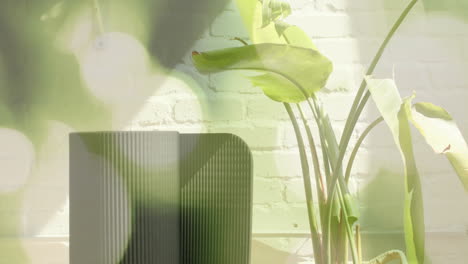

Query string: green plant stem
[305,98,358,264]
[338,0,419,175]
[284,103,323,264]
[308,98,332,183]
[305,98,334,264]
[306,99,332,264]
[231,37,249,46]
[308,99,347,190]
[345,117,384,183]
[297,104,327,201]
[297,103,328,262]
[337,185,359,264]
[356,225,362,264]
[306,100,336,264]
[338,214,349,264]
[323,3,419,261]
[324,169,358,264]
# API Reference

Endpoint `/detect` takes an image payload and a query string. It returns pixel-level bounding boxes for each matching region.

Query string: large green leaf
[235,0,282,44]
[249,73,305,102]
[366,78,425,264]
[280,25,318,50]
[192,44,333,103]
[260,0,292,28]
[409,102,468,191]
[235,0,316,48]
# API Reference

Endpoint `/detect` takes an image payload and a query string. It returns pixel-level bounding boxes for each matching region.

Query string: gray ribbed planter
[70,132,253,264]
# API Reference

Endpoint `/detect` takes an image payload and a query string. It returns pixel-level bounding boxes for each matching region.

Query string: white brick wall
[2,0,468,263]
[190,0,468,262]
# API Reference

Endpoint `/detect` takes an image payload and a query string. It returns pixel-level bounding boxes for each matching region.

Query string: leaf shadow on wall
[146,0,230,69]
[358,168,406,261]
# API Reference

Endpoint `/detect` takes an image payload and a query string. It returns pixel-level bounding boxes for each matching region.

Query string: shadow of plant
[359,169,406,261]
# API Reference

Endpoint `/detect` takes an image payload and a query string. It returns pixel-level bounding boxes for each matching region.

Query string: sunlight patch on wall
[80,32,153,105]
[21,121,73,237]
[0,129,35,193]
[126,73,206,133]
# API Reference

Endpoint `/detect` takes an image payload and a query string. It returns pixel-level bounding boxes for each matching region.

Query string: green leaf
[410,102,468,191]
[273,21,291,37]
[366,78,425,264]
[403,189,417,264]
[192,44,333,103]
[262,0,273,27]
[249,74,305,102]
[366,250,408,264]
[318,109,359,223]
[344,193,359,225]
[237,0,312,47]
[252,1,284,44]
[261,0,292,28]
[331,195,341,222]
[281,24,318,50]
[413,102,452,121]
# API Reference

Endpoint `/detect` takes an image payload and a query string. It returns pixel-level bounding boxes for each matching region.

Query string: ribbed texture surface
[70,132,179,264]
[180,134,253,264]
[70,132,252,264]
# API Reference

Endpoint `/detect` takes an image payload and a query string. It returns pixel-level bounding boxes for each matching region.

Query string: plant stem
[306,98,358,264]
[338,0,419,173]
[323,3,419,260]
[356,225,362,264]
[307,98,332,183]
[297,104,327,201]
[337,185,359,264]
[345,117,384,183]
[305,99,333,264]
[305,98,334,264]
[297,104,328,263]
[284,103,323,264]
[231,37,249,46]
[338,214,349,264]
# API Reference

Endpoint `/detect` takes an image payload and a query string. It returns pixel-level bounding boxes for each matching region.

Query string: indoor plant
[192,0,468,263]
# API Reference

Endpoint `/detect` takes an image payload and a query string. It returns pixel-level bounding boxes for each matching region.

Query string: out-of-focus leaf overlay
[0,0,232,262]
[192,44,332,102]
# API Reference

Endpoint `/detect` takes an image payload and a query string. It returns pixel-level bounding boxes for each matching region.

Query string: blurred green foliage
[0,0,230,261]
